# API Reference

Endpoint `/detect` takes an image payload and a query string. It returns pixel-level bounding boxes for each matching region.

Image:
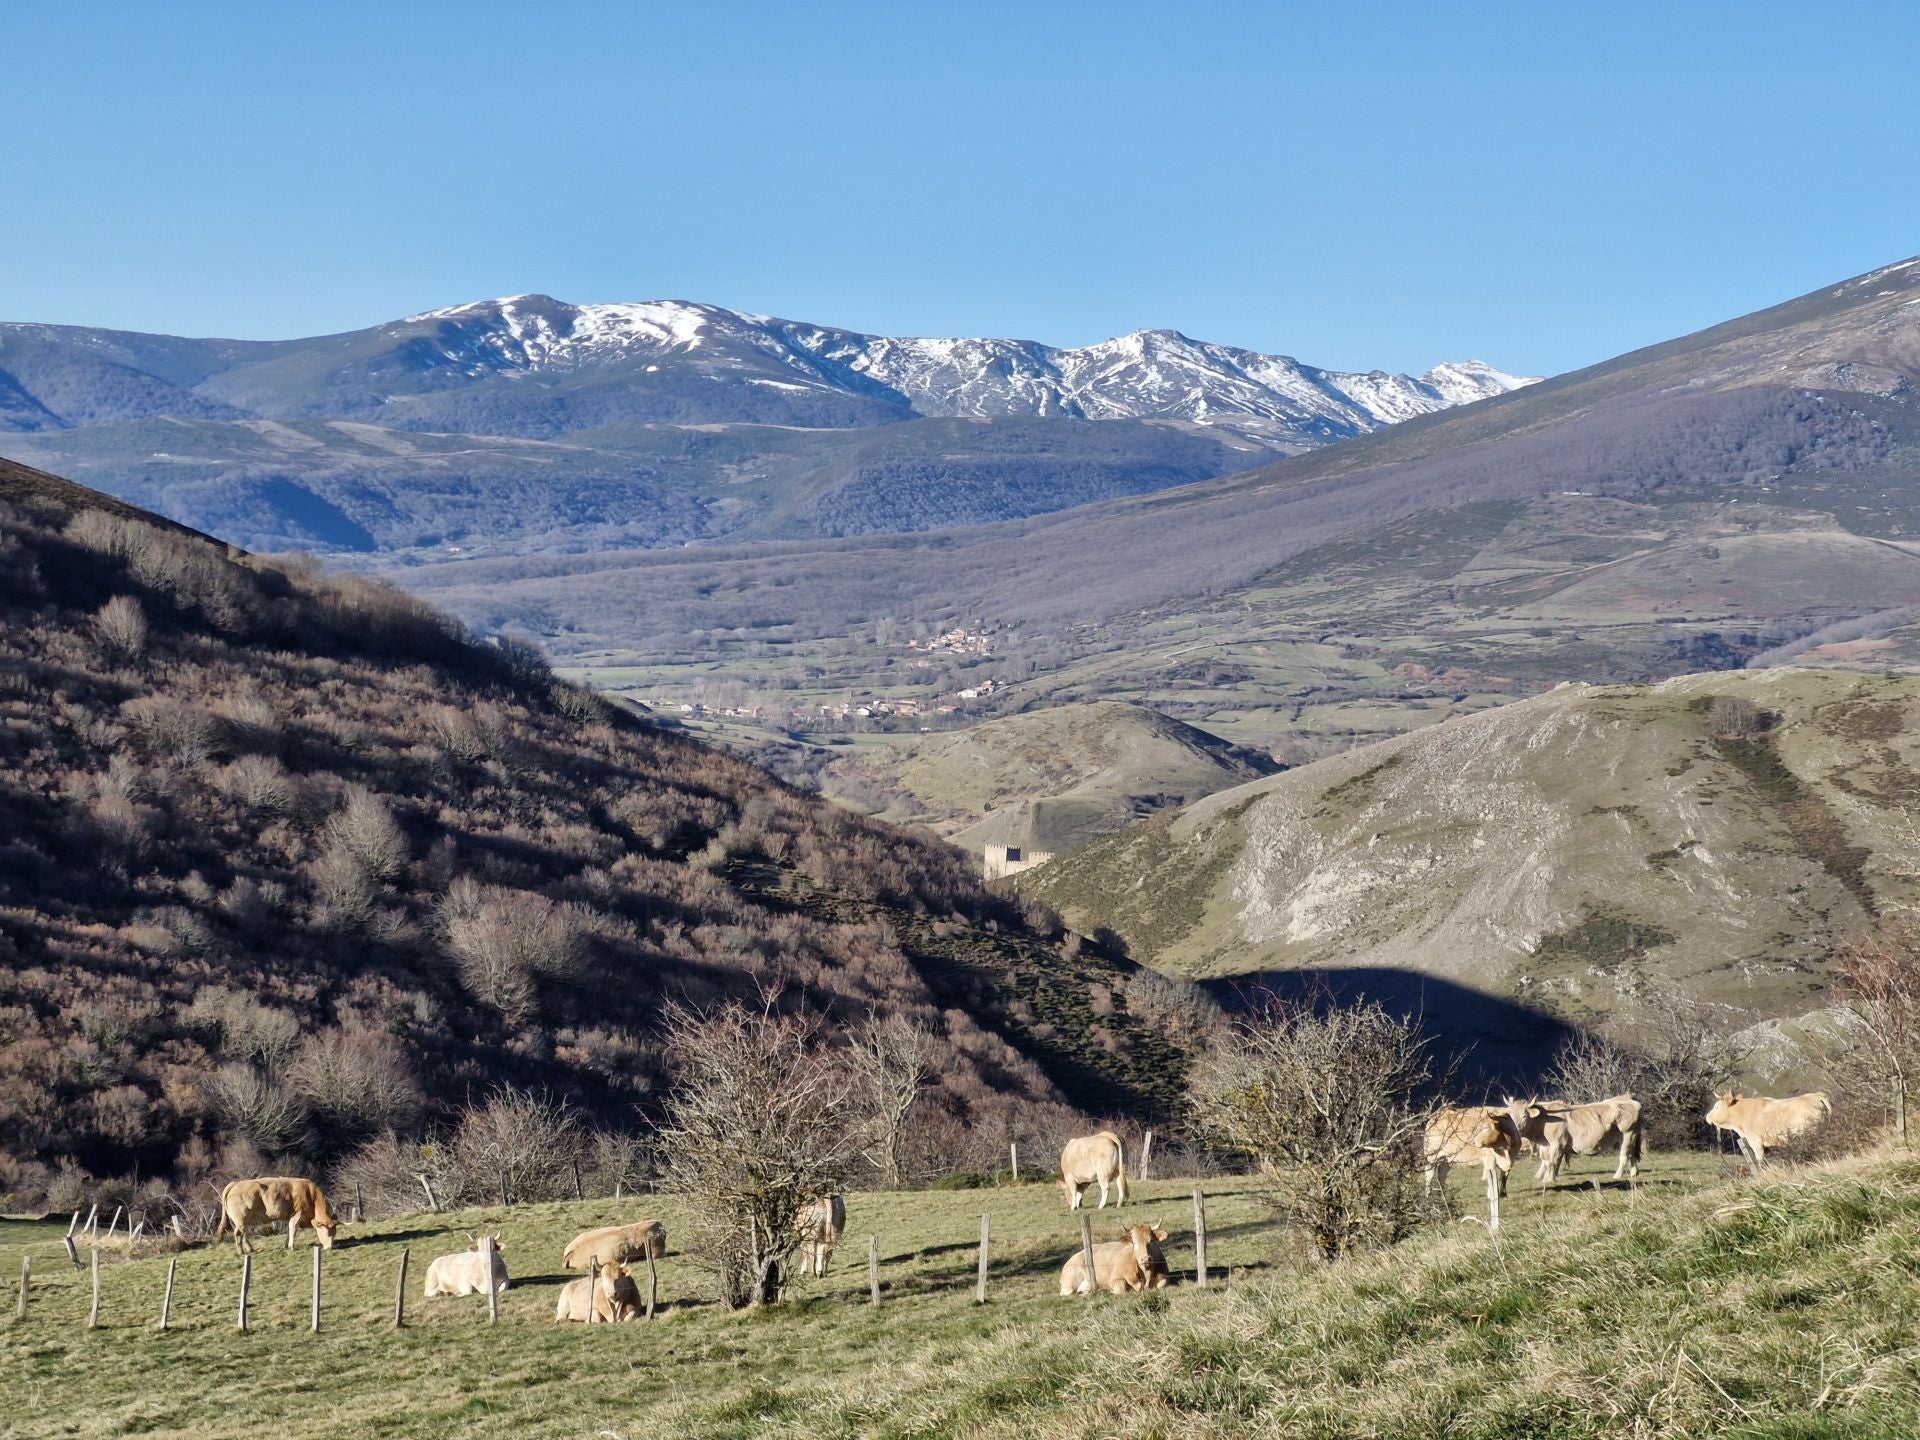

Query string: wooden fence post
[63,1235,79,1270]
[645,1253,658,1320]
[88,1248,101,1329]
[483,1234,499,1325]
[976,1214,990,1304]
[1193,1188,1208,1289]
[236,1253,251,1331]
[159,1257,177,1330]
[416,1174,439,1213]
[393,1249,409,1327]
[16,1254,28,1318]
[1010,1142,1019,1183]
[571,1159,584,1201]
[311,1244,323,1333]
[1140,1130,1154,1181]
[84,1203,98,1242]
[1078,1214,1097,1299]
[106,1206,123,1240]
[354,1183,364,1224]
[498,1173,510,1209]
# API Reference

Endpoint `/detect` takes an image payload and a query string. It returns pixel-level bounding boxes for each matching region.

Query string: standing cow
[214,1177,341,1253]
[425,1235,510,1298]
[795,1194,845,1278]
[1059,1131,1130,1210]
[1504,1095,1645,1184]
[1706,1090,1832,1174]
[1424,1106,1520,1231]
[1059,1222,1170,1296]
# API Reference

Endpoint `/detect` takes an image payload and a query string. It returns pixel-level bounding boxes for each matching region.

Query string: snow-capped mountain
[0,297,1534,558]
[370,295,1536,447]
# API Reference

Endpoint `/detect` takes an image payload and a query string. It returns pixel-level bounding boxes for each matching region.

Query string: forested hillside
[0,458,1199,1210]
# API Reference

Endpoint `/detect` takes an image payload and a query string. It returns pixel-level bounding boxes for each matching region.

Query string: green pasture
[7,1150,1915,1439]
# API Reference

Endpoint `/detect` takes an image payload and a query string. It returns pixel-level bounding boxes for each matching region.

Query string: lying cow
[795,1194,845,1278]
[553,1261,641,1322]
[1423,1106,1519,1231]
[1504,1094,1645,1184]
[561,1219,667,1271]
[1059,1221,1170,1296]
[1059,1131,1130,1210]
[1706,1090,1832,1174]
[425,1235,510,1298]
[214,1177,341,1254]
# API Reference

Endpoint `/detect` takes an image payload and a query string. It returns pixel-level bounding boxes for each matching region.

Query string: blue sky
[3,1,1917,376]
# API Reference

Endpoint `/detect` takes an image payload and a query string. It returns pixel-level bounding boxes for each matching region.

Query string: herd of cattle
[200,1095,1832,1312]
[1422,1089,1835,1229]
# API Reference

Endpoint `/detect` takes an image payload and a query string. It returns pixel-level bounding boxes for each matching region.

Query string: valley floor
[5,1152,1916,1439]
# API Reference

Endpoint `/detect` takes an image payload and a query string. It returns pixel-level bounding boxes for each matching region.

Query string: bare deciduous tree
[846,1012,937,1187]
[658,997,863,1307]
[1187,995,1431,1260]
[449,1087,585,1204]
[1835,922,1920,1146]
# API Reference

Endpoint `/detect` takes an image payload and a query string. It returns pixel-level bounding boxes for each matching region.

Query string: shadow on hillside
[1204,966,1578,1091]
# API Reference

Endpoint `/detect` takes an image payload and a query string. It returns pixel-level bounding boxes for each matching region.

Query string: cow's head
[314,1218,338,1250]
[1705,1092,1739,1127]
[1123,1222,1169,1267]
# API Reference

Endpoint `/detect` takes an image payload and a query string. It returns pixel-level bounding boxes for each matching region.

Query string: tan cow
[424,1235,510,1298]
[553,1261,641,1322]
[795,1194,845,1278]
[561,1219,667,1271]
[1706,1090,1833,1174]
[1423,1106,1519,1232]
[1504,1095,1644,1184]
[213,1177,341,1254]
[1059,1222,1171,1296]
[1059,1131,1129,1210]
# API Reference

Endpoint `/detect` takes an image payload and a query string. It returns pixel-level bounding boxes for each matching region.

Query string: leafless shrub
[309,845,378,931]
[123,696,223,767]
[331,1131,439,1219]
[845,1012,937,1188]
[288,1026,423,1146]
[91,595,149,663]
[658,998,864,1306]
[217,754,300,814]
[1702,694,1770,740]
[1833,921,1920,1147]
[1188,995,1432,1260]
[207,1064,311,1152]
[448,1086,585,1205]
[186,989,302,1074]
[439,878,598,1021]
[324,787,408,881]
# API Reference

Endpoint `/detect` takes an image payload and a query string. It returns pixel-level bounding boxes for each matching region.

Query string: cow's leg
[1613,1129,1631,1180]
[288,1217,299,1250]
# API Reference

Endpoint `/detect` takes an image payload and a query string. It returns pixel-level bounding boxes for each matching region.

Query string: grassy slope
[8,1152,1915,1439]
[818,701,1276,852]
[1025,670,1920,1030]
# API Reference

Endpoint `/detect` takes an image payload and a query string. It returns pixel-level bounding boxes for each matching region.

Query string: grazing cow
[1705,1091,1833,1174]
[1059,1131,1130,1210]
[1504,1095,1645,1184]
[213,1177,340,1254]
[424,1235,510,1298]
[795,1194,846,1278]
[561,1219,667,1271]
[553,1262,641,1322]
[1059,1222,1171,1296]
[1423,1107,1519,1231]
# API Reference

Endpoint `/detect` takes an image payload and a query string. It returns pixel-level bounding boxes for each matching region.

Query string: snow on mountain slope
[382,296,1536,445]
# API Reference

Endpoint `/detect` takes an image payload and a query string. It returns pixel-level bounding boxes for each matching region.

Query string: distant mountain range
[0,298,1531,556]
[404,256,1920,761]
